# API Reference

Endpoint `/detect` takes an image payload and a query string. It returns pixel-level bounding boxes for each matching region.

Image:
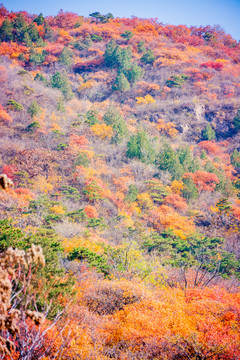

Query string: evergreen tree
[0,19,13,42]
[156,143,176,172]
[126,131,156,164]
[22,32,32,46]
[27,101,41,118]
[83,34,93,48]
[125,184,139,202]
[233,108,240,133]
[13,13,28,42]
[91,34,103,42]
[171,157,184,180]
[231,149,240,168]
[121,30,133,41]
[43,22,54,41]
[125,62,144,84]
[178,146,200,172]
[104,41,132,71]
[103,107,128,143]
[178,146,192,170]
[104,40,117,67]
[117,46,132,71]
[51,71,73,100]
[27,23,39,42]
[112,72,130,92]
[33,13,45,25]
[89,12,113,23]
[34,72,48,85]
[60,47,73,67]
[202,123,216,140]
[29,50,46,65]
[140,49,156,64]
[166,74,189,88]
[137,40,146,53]
[182,176,199,199]
[85,107,99,125]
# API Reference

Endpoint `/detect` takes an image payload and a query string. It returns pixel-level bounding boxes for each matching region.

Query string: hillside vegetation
[0,5,240,359]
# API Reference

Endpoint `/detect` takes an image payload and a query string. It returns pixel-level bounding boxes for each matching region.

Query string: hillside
[0,5,240,359]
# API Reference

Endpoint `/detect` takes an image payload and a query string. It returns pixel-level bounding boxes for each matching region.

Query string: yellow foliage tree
[91,123,113,139]
[136,94,155,105]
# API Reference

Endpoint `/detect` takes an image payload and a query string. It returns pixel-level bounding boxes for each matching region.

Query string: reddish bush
[84,205,98,218]
[0,105,12,123]
[74,57,104,73]
[200,61,223,71]
[183,171,219,192]
[198,141,221,155]
[1,164,18,179]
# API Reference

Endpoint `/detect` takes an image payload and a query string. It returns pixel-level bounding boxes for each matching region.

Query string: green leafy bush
[166,74,189,88]
[68,247,111,276]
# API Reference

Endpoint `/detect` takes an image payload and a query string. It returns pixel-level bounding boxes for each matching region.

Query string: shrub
[26,121,40,132]
[82,279,144,315]
[68,247,111,276]
[56,143,68,151]
[61,185,81,201]
[7,100,23,111]
[91,34,103,42]
[121,31,133,40]
[166,74,189,88]
[75,152,90,167]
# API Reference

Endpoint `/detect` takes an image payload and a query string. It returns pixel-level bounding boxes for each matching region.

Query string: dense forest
[0,4,240,359]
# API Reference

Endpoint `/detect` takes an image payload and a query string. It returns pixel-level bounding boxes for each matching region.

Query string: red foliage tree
[47,10,79,29]
[183,171,219,192]
[198,141,221,155]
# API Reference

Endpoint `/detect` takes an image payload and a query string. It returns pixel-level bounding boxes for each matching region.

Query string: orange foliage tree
[0,104,12,123]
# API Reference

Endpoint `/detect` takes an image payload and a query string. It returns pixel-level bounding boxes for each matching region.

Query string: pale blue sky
[3,0,240,40]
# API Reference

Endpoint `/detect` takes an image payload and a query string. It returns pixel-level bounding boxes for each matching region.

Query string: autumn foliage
[0,4,240,360]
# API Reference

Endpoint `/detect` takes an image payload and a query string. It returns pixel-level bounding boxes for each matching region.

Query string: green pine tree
[33,13,45,25]
[126,131,156,164]
[0,19,13,42]
[202,123,216,140]
[112,72,130,92]
[103,107,128,143]
[51,71,73,100]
